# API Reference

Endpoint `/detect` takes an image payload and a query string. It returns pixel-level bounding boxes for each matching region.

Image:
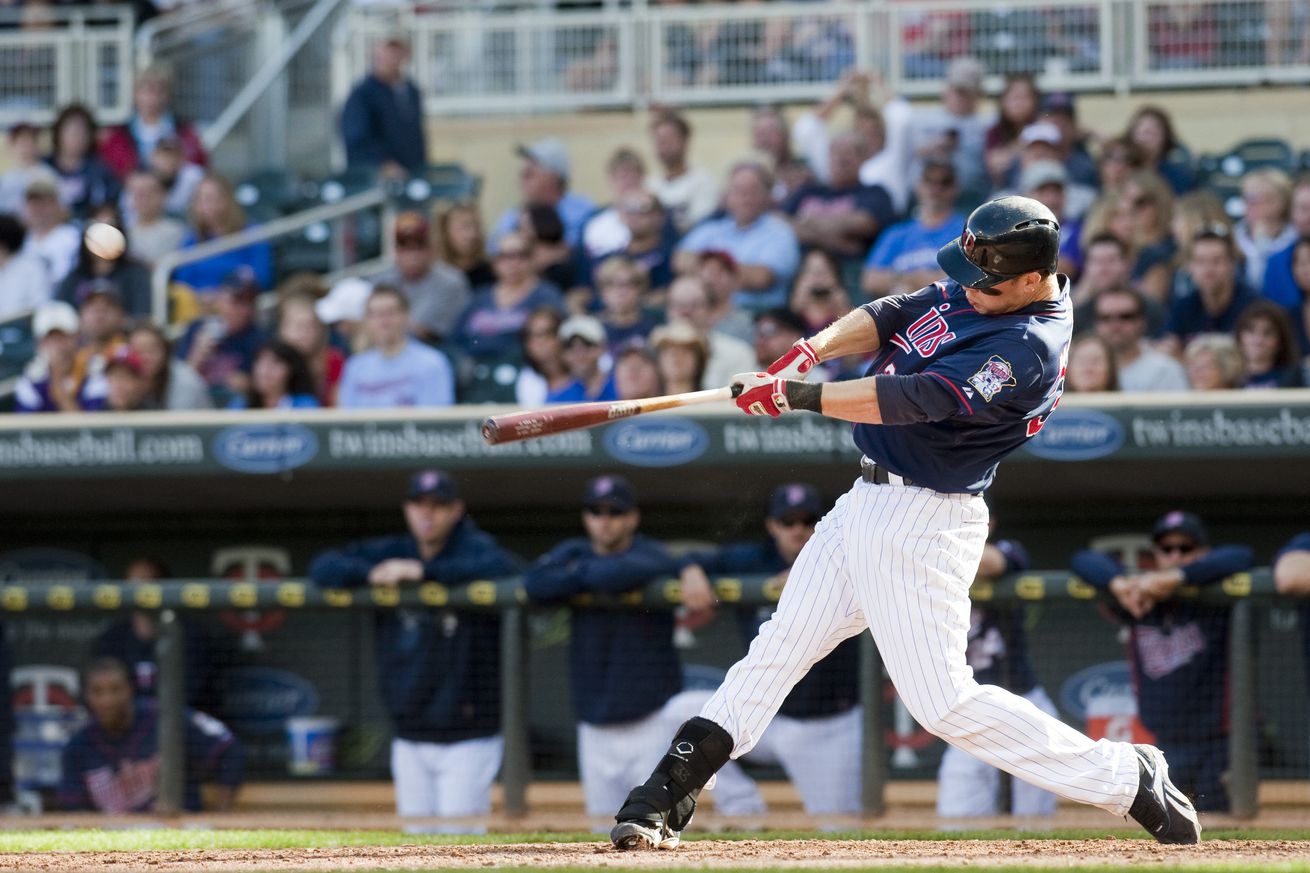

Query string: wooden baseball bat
[481,386,738,445]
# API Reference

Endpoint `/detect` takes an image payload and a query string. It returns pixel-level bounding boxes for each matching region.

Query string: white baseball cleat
[610,819,681,850]
[1128,744,1201,845]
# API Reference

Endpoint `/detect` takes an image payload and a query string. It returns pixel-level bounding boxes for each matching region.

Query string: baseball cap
[583,474,637,512]
[406,469,459,503]
[768,483,823,520]
[381,27,411,47]
[316,277,372,324]
[699,249,738,271]
[559,314,606,346]
[25,177,58,200]
[945,56,985,93]
[1019,159,1069,194]
[220,268,262,298]
[104,346,145,377]
[32,300,79,339]
[650,320,708,354]
[517,137,571,181]
[1019,121,1063,148]
[75,278,124,307]
[1152,510,1209,547]
[394,211,430,247]
[1042,91,1077,118]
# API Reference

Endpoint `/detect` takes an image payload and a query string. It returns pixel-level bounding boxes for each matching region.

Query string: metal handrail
[150,186,392,324]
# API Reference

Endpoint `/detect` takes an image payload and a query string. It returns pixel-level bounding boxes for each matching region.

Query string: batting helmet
[936,195,1061,290]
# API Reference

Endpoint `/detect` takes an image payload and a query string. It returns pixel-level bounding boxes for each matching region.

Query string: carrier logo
[603,418,708,467]
[1023,409,1124,461]
[220,667,319,734]
[213,424,319,474]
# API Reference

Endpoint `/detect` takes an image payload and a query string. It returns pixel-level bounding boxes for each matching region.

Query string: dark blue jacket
[524,534,682,725]
[691,541,860,720]
[1071,544,1253,742]
[340,74,427,172]
[308,518,519,743]
[1277,533,1310,696]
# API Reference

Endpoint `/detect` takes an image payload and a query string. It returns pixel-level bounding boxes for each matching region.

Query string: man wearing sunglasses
[1071,511,1254,813]
[612,195,1204,850]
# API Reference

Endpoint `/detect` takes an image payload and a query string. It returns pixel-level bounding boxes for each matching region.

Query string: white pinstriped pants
[701,477,1141,816]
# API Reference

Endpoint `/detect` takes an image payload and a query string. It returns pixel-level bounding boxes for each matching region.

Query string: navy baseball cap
[768,483,823,520]
[406,469,459,503]
[583,474,637,512]
[1152,510,1209,546]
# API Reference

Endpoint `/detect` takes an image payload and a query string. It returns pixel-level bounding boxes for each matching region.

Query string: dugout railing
[3,570,1277,819]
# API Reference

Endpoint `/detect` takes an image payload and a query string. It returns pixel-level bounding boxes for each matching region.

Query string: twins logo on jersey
[890,305,957,357]
[967,356,1017,402]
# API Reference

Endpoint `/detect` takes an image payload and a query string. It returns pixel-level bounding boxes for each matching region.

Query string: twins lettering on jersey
[889,305,957,357]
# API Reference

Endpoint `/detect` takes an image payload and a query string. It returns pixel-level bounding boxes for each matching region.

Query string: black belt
[860,460,916,488]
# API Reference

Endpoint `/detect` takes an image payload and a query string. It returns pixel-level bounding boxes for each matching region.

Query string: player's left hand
[732,372,790,417]
[767,339,820,380]
[1134,569,1184,602]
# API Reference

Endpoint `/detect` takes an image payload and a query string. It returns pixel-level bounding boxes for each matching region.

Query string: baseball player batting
[610,196,1200,850]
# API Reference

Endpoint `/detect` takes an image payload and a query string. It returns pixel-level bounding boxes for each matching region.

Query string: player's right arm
[1275,533,1310,595]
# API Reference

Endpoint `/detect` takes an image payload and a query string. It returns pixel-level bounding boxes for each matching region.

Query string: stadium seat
[1215,138,1296,177]
[235,168,303,221]
[0,312,36,387]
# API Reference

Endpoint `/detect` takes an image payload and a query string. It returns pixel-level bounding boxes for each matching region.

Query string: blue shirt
[677,213,801,310]
[491,192,597,249]
[340,74,427,172]
[1277,532,1310,697]
[547,372,618,404]
[337,339,454,408]
[454,282,564,363]
[1262,242,1309,352]
[856,278,1073,492]
[864,212,966,273]
[1163,279,1260,342]
[171,227,274,294]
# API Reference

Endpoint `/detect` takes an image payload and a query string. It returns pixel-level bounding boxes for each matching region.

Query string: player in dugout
[1273,532,1310,697]
[1071,511,1254,812]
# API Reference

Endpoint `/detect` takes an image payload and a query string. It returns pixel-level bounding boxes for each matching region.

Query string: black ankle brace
[615,717,735,831]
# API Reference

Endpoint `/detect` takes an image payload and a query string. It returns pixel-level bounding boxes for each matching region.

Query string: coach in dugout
[59,657,243,813]
[309,470,520,828]
[1071,511,1254,812]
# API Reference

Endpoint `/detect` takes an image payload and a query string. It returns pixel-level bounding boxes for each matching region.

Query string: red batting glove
[766,339,820,380]
[732,372,790,417]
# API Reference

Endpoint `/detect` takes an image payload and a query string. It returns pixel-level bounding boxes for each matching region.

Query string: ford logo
[213,424,319,474]
[602,418,709,467]
[220,667,319,734]
[1024,408,1124,461]
[1059,661,1135,721]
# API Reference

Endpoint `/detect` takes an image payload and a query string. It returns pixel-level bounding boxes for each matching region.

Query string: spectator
[124,170,187,268]
[784,132,895,272]
[453,230,563,366]
[1119,171,1177,304]
[1282,238,1310,354]
[0,123,55,215]
[1071,512,1254,811]
[20,177,80,285]
[939,526,1057,819]
[1234,169,1297,290]
[646,111,719,234]
[1170,191,1232,267]
[1004,122,1097,221]
[1093,287,1188,392]
[15,301,85,413]
[523,475,738,819]
[665,276,753,391]
[1017,160,1083,277]
[596,256,660,351]
[174,271,268,407]
[1095,136,1146,193]
[789,250,861,380]
[550,315,617,403]
[436,203,494,290]
[43,104,120,222]
[696,250,755,342]
[1072,234,1148,333]
[675,162,800,311]
[490,138,596,249]
[861,159,965,298]
[95,346,154,412]
[591,189,676,295]
[1163,230,1259,351]
[1262,176,1310,331]
[613,344,663,400]
[684,483,862,817]
[521,204,579,295]
[984,74,1041,190]
[0,211,50,318]
[1038,91,1099,188]
[127,321,211,410]
[148,137,204,219]
[315,276,372,354]
[99,64,208,180]
[371,211,471,343]
[581,148,647,264]
[309,470,520,826]
[338,285,455,408]
[752,307,809,370]
[228,341,321,410]
[340,30,426,179]
[1273,533,1310,699]
[650,320,709,393]
[750,104,813,205]
[1234,300,1303,388]
[91,557,217,708]
[1124,105,1196,194]
[58,657,242,813]
[1183,333,1245,391]
[172,173,274,296]
[55,225,152,317]
[67,280,131,411]
[277,295,344,406]
[514,306,570,407]
[1066,333,1119,392]
[905,56,993,209]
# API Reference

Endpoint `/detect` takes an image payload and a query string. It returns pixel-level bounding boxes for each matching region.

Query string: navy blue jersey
[523,534,684,726]
[691,541,859,720]
[968,538,1038,695]
[308,517,520,743]
[1276,532,1310,696]
[58,701,242,812]
[857,278,1072,493]
[1070,544,1254,742]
